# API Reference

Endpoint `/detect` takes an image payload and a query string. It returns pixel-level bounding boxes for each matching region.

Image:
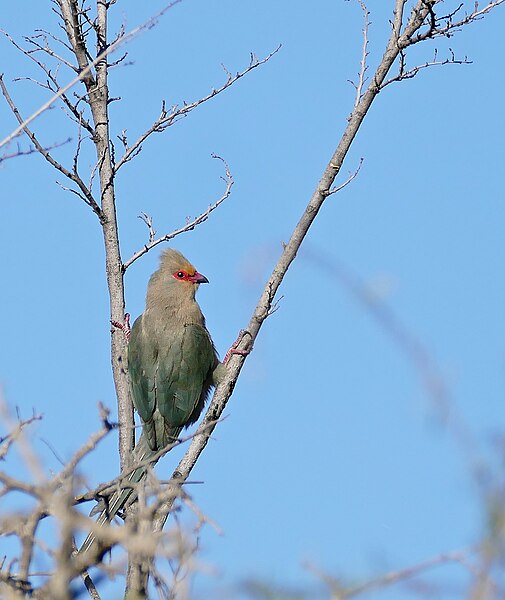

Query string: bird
[79,248,222,555]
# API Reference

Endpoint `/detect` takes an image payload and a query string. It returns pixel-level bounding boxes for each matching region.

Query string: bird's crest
[160,248,196,276]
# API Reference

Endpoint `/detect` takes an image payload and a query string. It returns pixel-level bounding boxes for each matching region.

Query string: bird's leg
[223,329,253,364]
[111,312,131,342]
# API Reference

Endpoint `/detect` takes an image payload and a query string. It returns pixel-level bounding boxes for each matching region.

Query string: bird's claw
[111,313,131,342]
[224,329,253,364]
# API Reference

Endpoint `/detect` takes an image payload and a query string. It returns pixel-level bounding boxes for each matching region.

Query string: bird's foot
[111,313,131,342]
[224,329,253,364]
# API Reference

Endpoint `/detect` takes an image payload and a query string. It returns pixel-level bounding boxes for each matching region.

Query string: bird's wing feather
[128,315,158,424]
[156,323,214,427]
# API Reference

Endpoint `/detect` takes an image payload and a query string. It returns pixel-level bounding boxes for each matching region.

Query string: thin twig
[0,28,95,134]
[327,158,364,195]
[305,548,471,598]
[138,213,156,243]
[0,0,184,150]
[73,417,225,508]
[382,48,471,87]
[114,46,281,172]
[352,1,370,107]
[0,74,102,218]
[122,155,234,271]
[0,138,70,164]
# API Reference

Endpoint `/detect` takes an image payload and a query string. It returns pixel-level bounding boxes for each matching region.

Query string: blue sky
[1,1,504,598]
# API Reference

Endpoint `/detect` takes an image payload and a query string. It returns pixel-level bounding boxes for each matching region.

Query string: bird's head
[155,248,208,294]
[160,248,208,284]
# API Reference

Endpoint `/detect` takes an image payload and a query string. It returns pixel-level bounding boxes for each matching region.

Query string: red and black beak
[188,271,209,284]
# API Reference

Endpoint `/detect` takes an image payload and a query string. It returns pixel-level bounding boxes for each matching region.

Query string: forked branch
[0,74,102,219]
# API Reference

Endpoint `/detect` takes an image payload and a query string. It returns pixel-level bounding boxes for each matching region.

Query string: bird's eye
[176,271,185,279]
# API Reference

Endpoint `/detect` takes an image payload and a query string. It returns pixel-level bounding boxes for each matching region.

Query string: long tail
[78,433,155,556]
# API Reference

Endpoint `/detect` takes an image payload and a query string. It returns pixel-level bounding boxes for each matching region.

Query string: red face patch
[172,270,193,281]
[172,269,209,284]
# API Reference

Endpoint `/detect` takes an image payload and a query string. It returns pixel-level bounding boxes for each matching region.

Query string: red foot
[111,313,131,342]
[224,329,252,364]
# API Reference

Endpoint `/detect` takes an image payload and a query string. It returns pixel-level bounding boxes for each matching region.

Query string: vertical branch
[93,1,134,471]
[57,0,133,469]
[92,3,138,592]
[354,0,370,107]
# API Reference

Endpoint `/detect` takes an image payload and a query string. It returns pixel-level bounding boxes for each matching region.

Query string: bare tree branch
[0,137,70,164]
[350,1,370,107]
[327,158,363,195]
[0,74,102,218]
[113,46,281,172]
[122,155,234,271]
[382,47,471,87]
[0,0,184,150]
[1,29,95,135]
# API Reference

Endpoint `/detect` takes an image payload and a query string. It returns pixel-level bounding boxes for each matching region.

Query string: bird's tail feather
[77,433,156,556]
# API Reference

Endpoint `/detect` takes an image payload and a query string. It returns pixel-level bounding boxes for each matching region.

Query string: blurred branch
[0,405,117,597]
[302,246,484,467]
[0,408,42,461]
[305,548,471,598]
